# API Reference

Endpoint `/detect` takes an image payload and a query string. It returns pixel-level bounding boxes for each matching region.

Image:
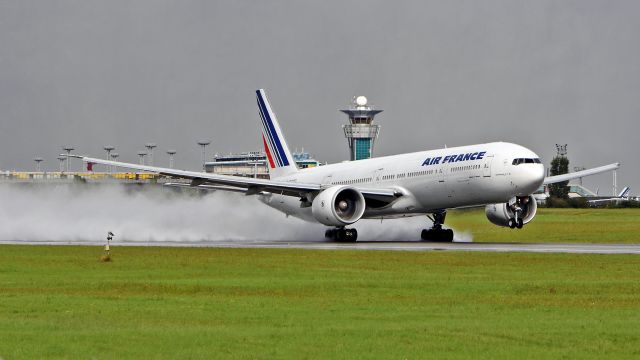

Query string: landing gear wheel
[325,228,357,242]
[421,211,455,242]
[325,229,334,239]
[516,218,524,229]
[445,229,454,242]
[344,228,357,242]
[420,228,454,242]
[508,218,516,229]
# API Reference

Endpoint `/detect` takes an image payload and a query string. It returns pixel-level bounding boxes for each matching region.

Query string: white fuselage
[260,142,545,222]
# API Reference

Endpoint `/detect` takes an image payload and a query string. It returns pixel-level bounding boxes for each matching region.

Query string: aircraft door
[483,155,494,177]
[438,163,446,183]
[322,174,333,186]
[373,168,384,184]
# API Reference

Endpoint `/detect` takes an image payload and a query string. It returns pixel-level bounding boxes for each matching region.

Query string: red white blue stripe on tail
[256,89,297,178]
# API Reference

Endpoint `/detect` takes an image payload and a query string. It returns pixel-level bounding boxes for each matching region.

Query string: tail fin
[618,186,631,198]
[256,89,298,179]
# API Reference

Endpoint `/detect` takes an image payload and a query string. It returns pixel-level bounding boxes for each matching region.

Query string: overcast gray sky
[1,0,638,195]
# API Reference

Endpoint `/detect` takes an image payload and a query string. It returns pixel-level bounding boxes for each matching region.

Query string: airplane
[588,187,631,206]
[71,89,620,242]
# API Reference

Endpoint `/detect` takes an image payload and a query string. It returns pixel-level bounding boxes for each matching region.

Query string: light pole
[34,157,43,172]
[248,161,260,178]
[167,150,176,169]
[63,146,74,172]
[104,146,115,173]
[145,143,157,166]
[137,151,147,165]
[57,156,66,172]
[573,166,586,186]
[197,141,211,172]
[110,153,119,173]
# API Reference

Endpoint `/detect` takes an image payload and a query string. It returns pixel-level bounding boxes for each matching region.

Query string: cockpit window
[512,158,541,165]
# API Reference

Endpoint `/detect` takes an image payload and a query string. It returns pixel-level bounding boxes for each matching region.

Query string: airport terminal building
[204,151,321,178]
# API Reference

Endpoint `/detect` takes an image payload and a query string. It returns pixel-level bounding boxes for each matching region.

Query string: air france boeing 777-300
[74,89,619,242]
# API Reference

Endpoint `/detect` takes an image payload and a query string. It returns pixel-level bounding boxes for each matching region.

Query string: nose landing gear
[421,211,454,242]
[508,217,524,229]
[325,227,358,242]
[508,198,526,229]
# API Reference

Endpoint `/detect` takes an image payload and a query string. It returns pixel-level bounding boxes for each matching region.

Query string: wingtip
[59,153,85,159]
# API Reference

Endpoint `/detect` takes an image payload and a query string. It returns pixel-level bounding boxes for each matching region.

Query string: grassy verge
[1,245,639,359]
[447,208,640,243]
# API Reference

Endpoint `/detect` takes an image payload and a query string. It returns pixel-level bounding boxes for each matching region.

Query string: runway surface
[2,240,640,254]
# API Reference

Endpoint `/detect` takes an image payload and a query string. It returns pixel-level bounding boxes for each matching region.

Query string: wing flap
[163,182,249,193]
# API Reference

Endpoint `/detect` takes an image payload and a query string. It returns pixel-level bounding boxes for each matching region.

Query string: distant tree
[548,156,570,199]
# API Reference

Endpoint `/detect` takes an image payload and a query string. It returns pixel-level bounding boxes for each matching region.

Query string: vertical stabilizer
[618,186,631,198]
[256,89,298,179]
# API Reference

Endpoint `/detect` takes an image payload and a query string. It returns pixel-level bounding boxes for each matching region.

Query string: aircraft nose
[533,164,545,186]
[515,164,545,195]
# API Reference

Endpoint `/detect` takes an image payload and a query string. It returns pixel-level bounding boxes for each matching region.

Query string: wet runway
[2,240,640,254]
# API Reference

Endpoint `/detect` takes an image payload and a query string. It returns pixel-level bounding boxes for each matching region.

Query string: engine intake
[485,195,537,227]
[312,186,366,226]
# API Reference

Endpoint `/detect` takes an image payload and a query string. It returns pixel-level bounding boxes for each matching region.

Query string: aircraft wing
[587,187,630,204]
[78,155,399,200]
[543,163,620,185]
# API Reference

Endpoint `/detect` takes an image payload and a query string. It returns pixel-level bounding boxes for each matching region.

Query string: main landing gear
[421,212,454,242]
[325,227,358,242]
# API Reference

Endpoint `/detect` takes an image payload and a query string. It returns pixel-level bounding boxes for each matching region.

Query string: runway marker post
[101,231,114,262]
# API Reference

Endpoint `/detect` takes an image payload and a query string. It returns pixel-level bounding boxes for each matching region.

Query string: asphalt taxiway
[2,240,640,254]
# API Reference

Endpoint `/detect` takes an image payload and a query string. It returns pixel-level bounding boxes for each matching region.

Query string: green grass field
[1,245,640,359]
[448,208,640,243]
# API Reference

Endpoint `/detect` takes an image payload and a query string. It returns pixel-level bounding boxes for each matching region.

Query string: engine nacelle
[485,195,538,227]
[311,186,366,226]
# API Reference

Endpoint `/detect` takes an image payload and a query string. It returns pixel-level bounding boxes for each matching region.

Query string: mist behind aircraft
[0,185,466,242]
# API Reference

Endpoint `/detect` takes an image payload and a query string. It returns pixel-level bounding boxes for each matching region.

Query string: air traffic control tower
[341,96,382,161]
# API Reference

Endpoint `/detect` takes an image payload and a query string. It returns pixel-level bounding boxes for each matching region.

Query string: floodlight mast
[197,141,211,172]
[110,153,119,172]
[57,156,66,172]
[137,151,147,165]
[167,150,177,169]
[63,146,74,172]
[145,143,157,166]
[33,157,43,172]
[104,146,115,173]
[555,144,567,157]
[574,166,586,186]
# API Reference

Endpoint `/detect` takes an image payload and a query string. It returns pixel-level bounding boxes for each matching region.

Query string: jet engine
[485,195,537,228]
[311,186,366,226]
